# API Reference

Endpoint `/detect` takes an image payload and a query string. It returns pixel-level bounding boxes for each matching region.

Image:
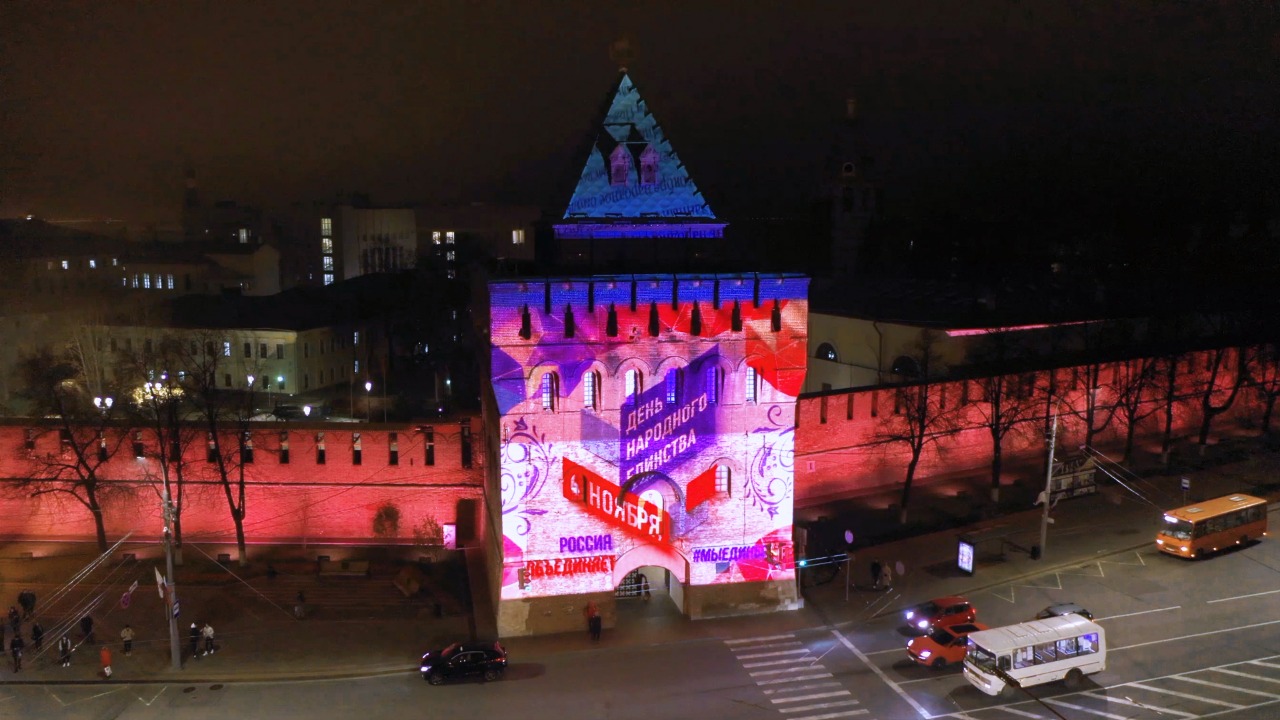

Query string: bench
[317,559,371,577]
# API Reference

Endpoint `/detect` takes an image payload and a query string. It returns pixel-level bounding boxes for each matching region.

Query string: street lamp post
[364,381,372,422]
[142,382,182,671]
[1037,409,1059,560]
[246,375,255,419]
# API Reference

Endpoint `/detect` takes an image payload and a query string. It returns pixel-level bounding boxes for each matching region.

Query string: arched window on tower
[540,371,559,412]
[625,368,643,403]
[609,146,632,187]
[640,145,659,185]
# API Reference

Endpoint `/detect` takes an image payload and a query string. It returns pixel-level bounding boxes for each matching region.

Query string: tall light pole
[364,381,372,422]
[143,382,182,670]
[1038,409,1059,560]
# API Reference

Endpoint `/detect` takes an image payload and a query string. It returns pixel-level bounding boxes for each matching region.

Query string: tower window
[640,145,659,185]
[745,367,758,404]
[665,369,681,405]
[583,371,598,410]
[609,146,631,186]
[715,465,731,493]
[540,372,558,411]
[704,366,721,404]
[625,369,642,402]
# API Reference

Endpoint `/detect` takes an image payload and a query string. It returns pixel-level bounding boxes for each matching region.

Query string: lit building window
[167,274,174,289]
[665,369,680,404]
[746,366,758,404]
[321,218,332,237]
[223,341,231,357]
[584,371,597,410]
[61,260,68,270]
[354,359,360,374]
[432,231,441,245]
[112,258,118,266]
[89,259,97,269]
[705,366,720,403]
[131,274,139,288]
[353,331,359,346]
[238,228,249,243]
[143,274,151,289]
[540,372,557,411]
[321,238,333,254]
[446,251,455,262]
[445,231,455,244]
[154,273,163,289]
[715,465,730,493]
[447,269,456,279]
[512,229,525,245]
[625,369,642,401]
[323,273,334,285]
[323,256,334,271]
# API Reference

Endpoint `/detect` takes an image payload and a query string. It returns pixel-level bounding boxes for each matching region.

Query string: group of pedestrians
[869,558,893,591]
[188,622,217,659]
[2,590,40,673]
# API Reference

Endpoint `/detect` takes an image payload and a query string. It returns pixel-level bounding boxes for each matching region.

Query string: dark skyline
[2,1,1277,228]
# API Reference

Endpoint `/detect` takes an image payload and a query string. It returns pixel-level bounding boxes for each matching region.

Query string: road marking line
[728,633,796,644]
[1043,698,1129,719]
[738,648,810,659]
[733,641,807,653]
[1111,617,1280,651]
[831,628,932,719]
[1083,692,1195,719]
[781,710,867,720]
[1207,587,1280,603]
[744,657,816,669]
[1173,674,1280,698]
[1251,660,1280,670]
[1210,668,1280,690]
[1095,605,1181,621]
[772,691,852,704]
[753,666,823,677]
[864,647,905,656]
[779,699,861,713]
[997,707,1048,718]
[757,673,833,686]
[1127,681,1244,708]
[763,681,842,695]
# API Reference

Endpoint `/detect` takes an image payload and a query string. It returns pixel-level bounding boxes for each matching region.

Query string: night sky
[2,1,1277,228]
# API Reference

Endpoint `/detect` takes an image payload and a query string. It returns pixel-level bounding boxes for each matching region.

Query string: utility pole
[1038,410,1059,560]
[161,485,181,669]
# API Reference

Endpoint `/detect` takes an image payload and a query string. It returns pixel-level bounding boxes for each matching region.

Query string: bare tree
[14,348,132,551]
[1195,345,1247,455]
[1243,343,1280,435]
[1112,356,1160,464]
[971,373,1040,503]
[875,330,958,524]
[180,331,253,566]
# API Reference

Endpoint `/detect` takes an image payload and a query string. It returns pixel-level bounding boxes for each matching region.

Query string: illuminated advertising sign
[493,275,808,599]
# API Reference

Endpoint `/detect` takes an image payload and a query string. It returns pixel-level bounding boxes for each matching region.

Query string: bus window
[1034,642,1057,665]
[1078,633,1098,653]
[1163,517,1193,540]
[1013,647,1034,669]
[1057,637,1079,658]
[998,655,1011,671]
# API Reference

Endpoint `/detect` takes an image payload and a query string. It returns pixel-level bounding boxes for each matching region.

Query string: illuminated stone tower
[487,71,808,637]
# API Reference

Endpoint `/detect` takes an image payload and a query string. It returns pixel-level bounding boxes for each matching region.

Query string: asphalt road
[4,538,1280,720]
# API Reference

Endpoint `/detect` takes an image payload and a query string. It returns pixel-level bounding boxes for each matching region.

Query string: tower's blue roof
[563,73,716,221]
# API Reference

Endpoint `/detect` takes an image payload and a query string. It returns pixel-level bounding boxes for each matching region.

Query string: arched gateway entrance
[612,542,688,619]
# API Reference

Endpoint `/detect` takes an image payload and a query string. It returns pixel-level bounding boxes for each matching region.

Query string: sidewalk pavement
[2,440,1278,685]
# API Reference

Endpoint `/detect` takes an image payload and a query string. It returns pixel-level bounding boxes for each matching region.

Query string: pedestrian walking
[17,590,35,620]
[878,562,893,591]
[188,623,200,659]
[7,606,19,633]
[31,620,43,651]
[638,573,651,601]
[58,635,72,667]
[10,633,24,672]
[201,622,215,655]
[120,625,134,656]
[99,646,112,678]
[80,615,95,644]
[870,558,883,589]
[294,590,306,619]
[583,600,601,641]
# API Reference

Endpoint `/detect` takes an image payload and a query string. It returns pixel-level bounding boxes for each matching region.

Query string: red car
[903,595,976,632]
[907,621,988,668]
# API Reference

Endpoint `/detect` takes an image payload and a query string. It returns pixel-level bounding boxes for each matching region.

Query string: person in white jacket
[201,623,215,655]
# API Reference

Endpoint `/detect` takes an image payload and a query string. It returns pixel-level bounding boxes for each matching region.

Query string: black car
[420,641,508,685]
[1035,602,1094,621]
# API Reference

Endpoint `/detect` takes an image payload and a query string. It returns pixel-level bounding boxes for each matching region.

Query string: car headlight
[1156,539,1163,545]
[917,619,929,629]
[1181,546,1188,552]
[905,611,915,620]
[918,649,931,659]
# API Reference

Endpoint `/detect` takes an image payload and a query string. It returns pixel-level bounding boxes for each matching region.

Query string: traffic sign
[172,600,180,618]
[1181,476,1191,492]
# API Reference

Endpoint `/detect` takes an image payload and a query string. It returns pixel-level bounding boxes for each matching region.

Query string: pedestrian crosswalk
[726,633,869,720]
[935,653,1280,720]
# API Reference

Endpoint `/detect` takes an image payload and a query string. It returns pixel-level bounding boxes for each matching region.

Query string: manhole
[182,687,196,694]
[210,684,224,691]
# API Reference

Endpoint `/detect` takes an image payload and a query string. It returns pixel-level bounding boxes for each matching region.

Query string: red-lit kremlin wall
[0,348,1265,548]
[796,348,1260,508]
[0,419,483,547]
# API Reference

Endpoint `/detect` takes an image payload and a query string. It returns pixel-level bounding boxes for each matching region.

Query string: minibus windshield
[967,642,997,672]
[1162,515,1193,541]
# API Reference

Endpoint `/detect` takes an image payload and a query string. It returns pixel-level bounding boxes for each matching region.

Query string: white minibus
[963,614,1106,697]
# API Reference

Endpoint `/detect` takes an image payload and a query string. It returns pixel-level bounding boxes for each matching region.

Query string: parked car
[903,596,976,632]
[420,641,508,685]
[907,621,989,668]
[1035,602,1094,621]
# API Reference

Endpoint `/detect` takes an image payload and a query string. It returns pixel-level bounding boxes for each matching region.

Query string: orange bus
[1156,493,1268,559]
